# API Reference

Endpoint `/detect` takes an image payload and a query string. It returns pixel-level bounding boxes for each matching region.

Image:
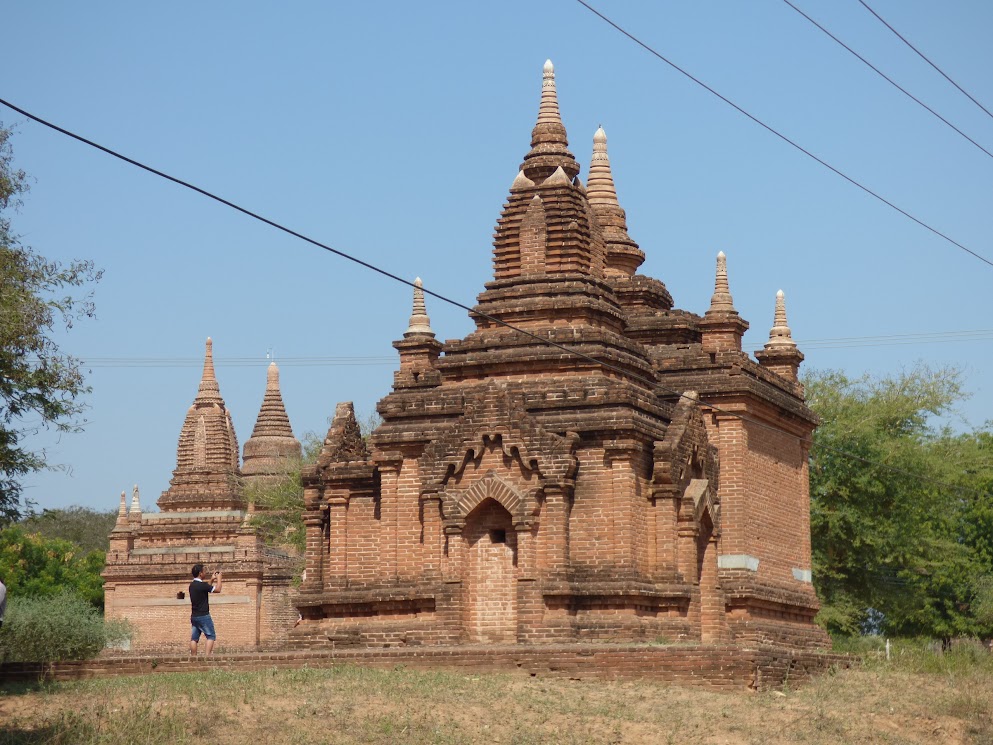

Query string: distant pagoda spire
[196,337,223,405]
[520,60,580,183]
[242,361,302,485]
[158,337,244,511]
[586,126,645,277]
[404,278,435,337]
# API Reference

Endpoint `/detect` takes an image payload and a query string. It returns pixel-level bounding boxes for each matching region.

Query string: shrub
[0,590,130,663]
[0,525,107,608]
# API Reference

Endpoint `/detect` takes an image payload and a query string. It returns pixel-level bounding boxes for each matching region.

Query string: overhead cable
[857,0,993,123]
[780,0,993,161]
[570,0,993,269]
[0,98,982,498]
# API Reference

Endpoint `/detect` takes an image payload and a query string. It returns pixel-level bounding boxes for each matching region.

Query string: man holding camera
[189,564,222,657]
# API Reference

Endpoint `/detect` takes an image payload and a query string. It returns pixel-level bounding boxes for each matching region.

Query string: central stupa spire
[520,60,580,183]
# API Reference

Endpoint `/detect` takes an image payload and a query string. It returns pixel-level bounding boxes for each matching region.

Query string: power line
[780,0,993,161]
[570,0,993,269]
[857,0,993,123]
[33,329,993,367]
[0,98,982,499]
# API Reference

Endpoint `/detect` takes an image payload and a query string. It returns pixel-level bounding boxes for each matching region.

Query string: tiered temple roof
[157,338,244,511]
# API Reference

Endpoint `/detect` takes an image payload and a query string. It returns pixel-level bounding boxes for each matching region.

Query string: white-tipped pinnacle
[587,125,619,206]
[765,289,797,349]
[405,277,435,337]
[130,483,141,513]
[118,490,128,517]
[709,251,735,312]
[266,361,280,389]
[536,59,561,126]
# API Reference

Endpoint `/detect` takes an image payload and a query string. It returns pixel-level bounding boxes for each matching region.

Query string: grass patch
[2,652,992,744]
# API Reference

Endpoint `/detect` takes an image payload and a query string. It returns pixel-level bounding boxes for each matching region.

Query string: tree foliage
[0,524,106,608]
[0,123,102,523]
[245,432,323,555]
[805,365,993,639]
[18,505,117,554]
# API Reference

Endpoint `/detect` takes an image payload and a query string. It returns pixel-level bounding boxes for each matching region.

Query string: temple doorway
[463,498,518,643]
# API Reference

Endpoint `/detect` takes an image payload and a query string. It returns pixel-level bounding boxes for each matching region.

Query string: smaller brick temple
[102,340,299,650]
[289,61,829,650]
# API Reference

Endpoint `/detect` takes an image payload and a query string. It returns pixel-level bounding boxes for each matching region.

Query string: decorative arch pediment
[419,384,579,496]
[442,471,534,529]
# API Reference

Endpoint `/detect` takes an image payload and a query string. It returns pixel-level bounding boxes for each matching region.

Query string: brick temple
[102,342,300,649]
[105,60,828,654]
[290,61,828,650]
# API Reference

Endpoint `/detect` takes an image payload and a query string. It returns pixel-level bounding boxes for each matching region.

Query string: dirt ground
[0,658,991,744]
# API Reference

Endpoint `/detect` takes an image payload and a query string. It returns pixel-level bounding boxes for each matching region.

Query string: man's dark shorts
[191,615,216,641]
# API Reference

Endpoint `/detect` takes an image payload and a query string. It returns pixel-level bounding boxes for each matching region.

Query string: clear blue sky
[5,0,992,513]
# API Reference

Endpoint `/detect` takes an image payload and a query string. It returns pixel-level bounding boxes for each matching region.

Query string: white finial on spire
[405,277,435,337]
[130,484,141,514]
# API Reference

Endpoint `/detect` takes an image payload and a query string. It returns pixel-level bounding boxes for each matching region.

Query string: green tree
[805,365,993,639]
[0,123,102,523]
[245,432,323,555]
[0,524,106,608]
[18,505,117,554]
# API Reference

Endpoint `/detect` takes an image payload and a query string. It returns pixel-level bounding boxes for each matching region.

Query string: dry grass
[1,642,991,744]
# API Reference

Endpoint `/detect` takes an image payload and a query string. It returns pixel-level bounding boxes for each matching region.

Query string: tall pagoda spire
[520,60,580,183]
[587,126,645,277]
[196,337,223,405]
[242,361,302,487]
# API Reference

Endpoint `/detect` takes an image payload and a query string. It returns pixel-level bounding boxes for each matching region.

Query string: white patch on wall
[717,554,759,572]
[792,568,813,583]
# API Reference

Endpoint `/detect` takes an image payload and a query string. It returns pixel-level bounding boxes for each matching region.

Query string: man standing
[189,564,222,657]
[0,575,7,630]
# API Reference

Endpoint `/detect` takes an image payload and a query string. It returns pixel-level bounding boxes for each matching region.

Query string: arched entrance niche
[462,498,518,643]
